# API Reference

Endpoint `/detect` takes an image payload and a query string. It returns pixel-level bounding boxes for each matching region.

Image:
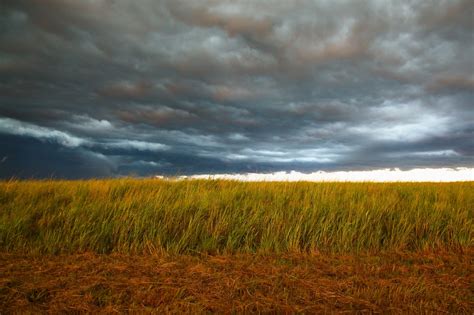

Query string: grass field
[1,179,473,254]
[0,179,473,312]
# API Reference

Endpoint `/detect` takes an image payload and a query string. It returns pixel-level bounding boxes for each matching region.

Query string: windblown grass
[0,179,472,254]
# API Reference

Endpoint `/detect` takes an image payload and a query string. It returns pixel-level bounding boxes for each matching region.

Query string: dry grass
[1,249,472,313]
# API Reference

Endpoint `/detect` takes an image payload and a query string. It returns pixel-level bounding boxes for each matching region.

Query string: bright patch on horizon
[176,168,474,182]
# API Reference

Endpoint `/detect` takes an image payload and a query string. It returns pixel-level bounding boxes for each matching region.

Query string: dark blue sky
[0,0,473,178]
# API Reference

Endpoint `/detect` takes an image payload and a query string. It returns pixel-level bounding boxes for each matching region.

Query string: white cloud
[224,146,347,163]
[68,115,113,130]
[350,104,451,142]
[178,168,474,182]
[408,150,459,157]
[0,118,168,153]
[105,140,169,152]
[0,117,86,148]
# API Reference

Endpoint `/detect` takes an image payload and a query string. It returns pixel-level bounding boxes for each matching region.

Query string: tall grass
[0,179,472,254]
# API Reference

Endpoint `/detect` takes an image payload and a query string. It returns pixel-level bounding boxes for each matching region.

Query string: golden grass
[0,179,472,254]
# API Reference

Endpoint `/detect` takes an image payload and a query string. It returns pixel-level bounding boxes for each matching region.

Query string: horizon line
[164,167,474,182]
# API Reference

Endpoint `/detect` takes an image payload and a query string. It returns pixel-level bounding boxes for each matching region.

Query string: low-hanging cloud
[181,168,474,182]
[0,117,86,148]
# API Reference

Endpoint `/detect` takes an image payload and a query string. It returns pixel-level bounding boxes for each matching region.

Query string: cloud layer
[181,168,474,182]
[0,0,473,178]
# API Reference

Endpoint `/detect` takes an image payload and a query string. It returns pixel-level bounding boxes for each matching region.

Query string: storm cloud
[0,0,473,178]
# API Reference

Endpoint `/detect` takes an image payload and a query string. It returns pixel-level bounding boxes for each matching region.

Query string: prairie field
[0,179,473,313]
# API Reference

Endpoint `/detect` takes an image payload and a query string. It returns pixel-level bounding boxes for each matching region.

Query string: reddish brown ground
[1,249,473,313]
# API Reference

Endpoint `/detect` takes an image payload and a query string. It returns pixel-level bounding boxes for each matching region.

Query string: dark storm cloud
[0,0,473,178]
[0,134,115,179]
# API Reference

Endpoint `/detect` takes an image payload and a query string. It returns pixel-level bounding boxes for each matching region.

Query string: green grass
[0,179,472,254]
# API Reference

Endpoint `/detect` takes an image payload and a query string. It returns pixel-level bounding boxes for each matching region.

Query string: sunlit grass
[0,179,472,254]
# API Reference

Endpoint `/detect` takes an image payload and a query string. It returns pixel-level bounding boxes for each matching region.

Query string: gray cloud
[0,117,86,148]
[0,0,473,178]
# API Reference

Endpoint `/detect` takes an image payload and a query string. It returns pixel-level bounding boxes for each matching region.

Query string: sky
[0,0,473,179]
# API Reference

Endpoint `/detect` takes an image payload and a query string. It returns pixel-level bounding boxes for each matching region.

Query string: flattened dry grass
[0,179,472,254]
[0,250,473,313]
